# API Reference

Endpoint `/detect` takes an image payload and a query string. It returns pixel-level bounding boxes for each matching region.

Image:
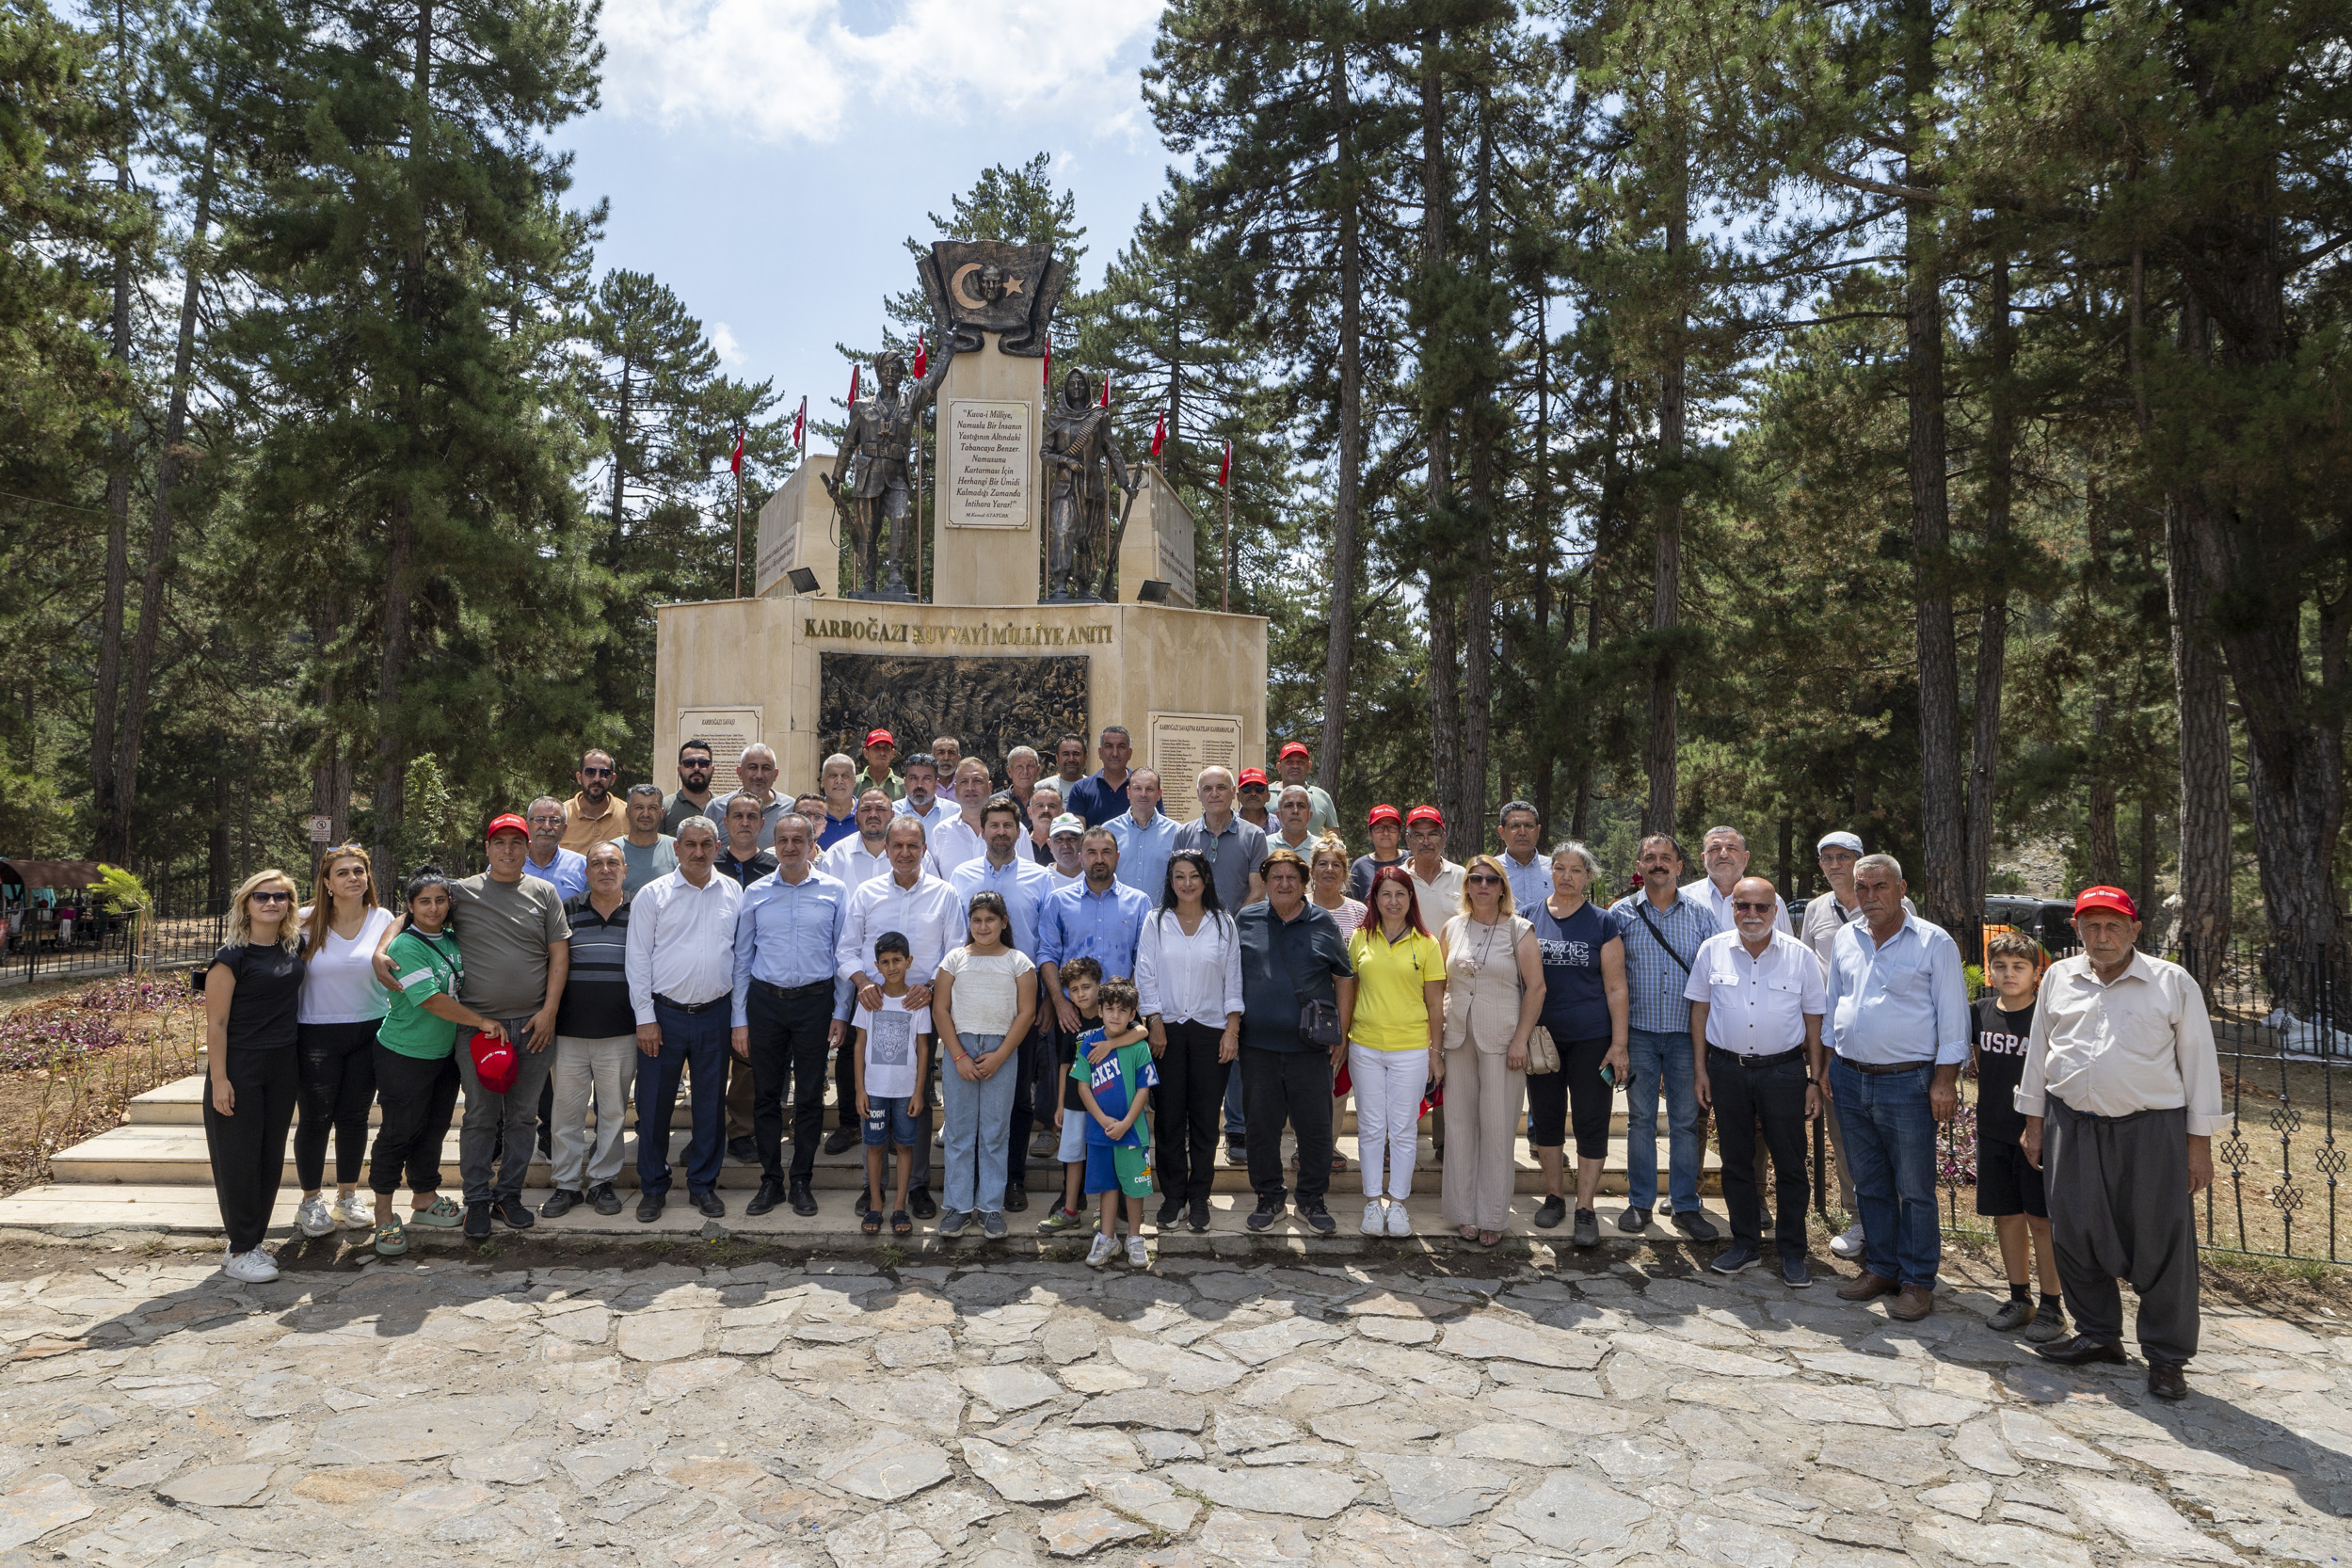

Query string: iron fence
[6,898,229,988]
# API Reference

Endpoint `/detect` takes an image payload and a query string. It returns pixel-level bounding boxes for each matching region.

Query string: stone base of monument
[656,593,1270,802]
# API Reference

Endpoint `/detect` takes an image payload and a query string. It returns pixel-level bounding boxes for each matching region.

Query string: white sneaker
[1086,1232,1115,1269]
[1361,1200,1386,1236]
[222,1248,280,1284]
[1126,1235,1150,1268]
[294,1196,335,1238]
[1830,1222,1866,1259]
[330,1192,375,1230]
[1384,1203,1414,1239]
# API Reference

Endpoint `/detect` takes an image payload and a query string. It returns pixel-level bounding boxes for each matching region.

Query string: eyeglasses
[249,890,293,905]
[581,766,615,777]
[1731,901,1776,913]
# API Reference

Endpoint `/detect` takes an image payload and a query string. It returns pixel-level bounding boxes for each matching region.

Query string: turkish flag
[1217,438,1231,488]
[1042,340,1052,391]
[912,329,927,379]
[728,424,744,475]
[792,395,807,449]
[849,364,861,405]
[1100,371,1110,408]
[1150,412,1166,457]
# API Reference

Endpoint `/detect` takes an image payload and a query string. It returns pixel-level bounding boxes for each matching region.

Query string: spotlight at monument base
[1136,579,1173,603]
[786,568,821,596]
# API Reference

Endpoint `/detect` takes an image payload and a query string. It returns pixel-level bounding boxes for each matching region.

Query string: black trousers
[295,1020,379,1190]
[1242,1045,1333,1208]
[370,1044,461,1197]
[1709,1048,1811,1255]
[2046,1097,2200,1364]
[834,1028,858,1129]
[1525,1034,1615,1160]
[746,980,836,1184]
[1007,1022,1051,1189]
[203,1046,298,1252]
[1155,1020,1226,1206]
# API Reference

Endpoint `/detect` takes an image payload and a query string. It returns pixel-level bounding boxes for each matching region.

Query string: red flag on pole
[849,364,861,406]
[1042,340,1052,391]
[912,330,927,379]
[792,396,807,450]
[728,424,744,476]
[1100,371,1110,408]
[1217,439,1232,488]
[1150,412,1167,457]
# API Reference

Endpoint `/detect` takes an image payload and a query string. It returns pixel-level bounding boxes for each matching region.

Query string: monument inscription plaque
[678,707,762,795]
[820,653,1087,781]
[1147,711,1245,823]
[943,399,1033,530]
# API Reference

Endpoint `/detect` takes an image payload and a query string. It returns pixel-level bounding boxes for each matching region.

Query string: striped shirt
[557,895,635,1038]
[1608,889,1720,1035]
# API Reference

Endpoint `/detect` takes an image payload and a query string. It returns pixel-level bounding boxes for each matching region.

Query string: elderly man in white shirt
[625,817,744,1224]
[928,759,993,879]
[1686,876,1825,1287]
[838,815,963,1219]
[824,789,939,887]
[1684,825,1792,934]
[2017,886,2224,1402]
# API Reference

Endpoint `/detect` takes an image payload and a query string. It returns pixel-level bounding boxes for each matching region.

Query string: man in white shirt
[823,789,938,887]
[1497,800,1550,911]
[625,818,744,1224]
[1404,806,1464,933]
[1268,786,1321,863]
[1686,876,1825,1286]
[929,759,993,878]
[1799,830,1906,1258]
[1684,825,1792,934]
[837,816,962,1217]
[893,753,953,834]
[2018,886,2223,1401]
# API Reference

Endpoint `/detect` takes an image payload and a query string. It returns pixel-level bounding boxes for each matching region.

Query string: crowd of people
[197,726,2228,1399]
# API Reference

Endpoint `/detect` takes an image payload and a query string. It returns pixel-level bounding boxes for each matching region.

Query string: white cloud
[599,0,1163,143]
[711,321,748,365]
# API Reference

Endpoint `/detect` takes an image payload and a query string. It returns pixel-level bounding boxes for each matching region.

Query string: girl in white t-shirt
[931,891,1039,1236]
[294,845,398,1239]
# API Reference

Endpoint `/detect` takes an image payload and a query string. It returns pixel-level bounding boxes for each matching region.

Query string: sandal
[861,1208,883,1236]
[1478,1229,1502,1248]
[1458,1224,1480,1241]
[891,1209,913,1237]
[373,1219,407,1257]
[409,1195,463,1228]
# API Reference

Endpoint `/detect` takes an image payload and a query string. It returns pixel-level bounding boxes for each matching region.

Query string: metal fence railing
[5,899,230,988]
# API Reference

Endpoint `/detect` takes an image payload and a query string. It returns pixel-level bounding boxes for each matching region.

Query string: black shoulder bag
[1634,902,1693,975]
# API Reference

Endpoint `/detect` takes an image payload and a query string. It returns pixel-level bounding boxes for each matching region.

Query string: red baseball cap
[1238,767,1269,789]
[485,812,529,841]
[2072,885,2138,921]
[469,1030,518,1095]
[1278,742,1311,762]
[864,728,895,750]
[1368,804,1402,827]
[1407,805,1444,827]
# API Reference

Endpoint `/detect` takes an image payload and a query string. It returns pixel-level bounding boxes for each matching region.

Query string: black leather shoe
[823,1126,858,1156]
[1532,1194,1567,1229]
[693,1190,726,1220]
[908,1186,936,1220]
[2036,1334,2128,1367]
[1672,1209,1720,1242]
[1003,1182,1028,1213]
[745,1178,784,1217]
[539,1189,581,1220]
[728,1136,757,1162]
[2147,1359,2189,1400]
[589,1182,622,1216]
[790,1180,818,1217]
[637,1192,665,1224]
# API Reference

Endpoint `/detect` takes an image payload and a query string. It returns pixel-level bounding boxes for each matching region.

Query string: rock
[830,1369,968,1436]
[1160,1464,1361,1519]
[1765,1382,1900,1428]
[1307,1410,1439,1448]
[1910,1518,2091,1568]
[1042,1316,1101,1365]
[1229,1364,1385,1415]
[616,1309,712,1362]
[1490,1386,1639,1432]
[379,1480,498,1535]
[1037,1505,1148,1556]
[1893,1387,1986,1427]
[1497,1472,1653,1553]
[878,1327,958,1368]
[1613,1331,1790,1378]
[1816,1426,1947,1487]
[814,1430,953,1501]
[1676,1511,1801,1568]
[1352,1452,1508,1528]
[1793,1349,1928,1385]
[1196,1507,1315,1565]
[962,1438,1088,1504]
[1814,1511,1907,1549]
[0,1475,96,1549]
[1922,1480,1992,1518]
[1953,1416,2024,1476]
[155,1463,275,1508]
[560,1438,651,1488]
[1110,1337,1249,1391]
[1359,1318,1438,1345]
[1336,1289,1463,1320]
[1087,1472,1197,1531]
[1313,1506,1479,1568]
[1438,1315,1607,1367]
[1070,1389,1208,1432]
[2061,1479,2241,1561]
[1998,1409,2113,1470]
[1240,1443,1350,1466]
[310,1391,536,1464]
[541,1304,613,1343]
[1029,1427,1146,1474]
[1216,1413,1303,1454]
[646,1356,738,1404]
[1211,1319,1347,1365]
[824,1506,943,1568]
[1448,1422,1578,1466]
[958,1364,1064,1411]
[95,1451,188,1489]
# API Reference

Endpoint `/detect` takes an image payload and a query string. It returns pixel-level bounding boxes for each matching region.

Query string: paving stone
[1448,1421,1577,1466]
[1041,1317,1101,1365]
[1613,1331,1790,1378]
[1110,1336,1248,1391]
[616,1309,712,1362]
[824,1506,943,1568]
[1195,1507,1314,1565]
[1677,1511,1802,1568]
[1029,1427,1146,1473]
[1210,1319,1348,1365]
[1160,1464,1361,1518]
[1358,1318,1438,1345]
[1352,1451,1509,1528]
[310,1390,536,1464]
[1953,1416,2025,1476]
[0,1475,100,1551]
[153,1463,275,1508]
[1496,1471,1652,1553]
[1240,1442,1350,1466]
[1910,1517,2091,1568]
[957,1364,1064,1410]
[1816,1426,1948,1487]
[379,1480,499,1535]
[561,1437,652,1488]
[1086,1472,1196,1531]
[1314,1505,1479,1568]
[1037,1505,1146,1556]
[1070,1388,1208,1432]
[52,1500,208,1566]
[1994,1408,2112,1469]
[1437,1315,1606,1367]
[813,1430,953,1501]
[93,1451,187,1489]
[962,1438,1088,1503]
[2060,1478,2241,1561]
[1215,1413,1303,1453]
[1488,1385,1640,1432]
[878,1327,958,1368]
[1921,1480,1992,1518]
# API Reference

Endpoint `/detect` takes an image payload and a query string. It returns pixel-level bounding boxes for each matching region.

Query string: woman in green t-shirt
[368,866,505,1256]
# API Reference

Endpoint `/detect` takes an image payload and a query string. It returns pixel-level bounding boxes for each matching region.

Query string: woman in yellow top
[1340,865,1446,1238]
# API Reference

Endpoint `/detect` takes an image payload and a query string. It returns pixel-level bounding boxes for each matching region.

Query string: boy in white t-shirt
[854,931,933,1238]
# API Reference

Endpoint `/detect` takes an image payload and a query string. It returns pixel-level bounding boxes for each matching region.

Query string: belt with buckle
[1840,1056,1934,1076]
[1708,1045,1804,1069]
[653,992,726,1015]
[754,978,833,1000]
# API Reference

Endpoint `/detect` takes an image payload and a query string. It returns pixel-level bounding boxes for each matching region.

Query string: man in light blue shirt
[1608,833,1720,1239]
[1107,768,1179,906]
[1497,800,1551,911]
[729,812,851,1218]
[1823,852,1970,1320]
[1037,827,1153,1029]
[522,797,588,903]
[892,753,954,834]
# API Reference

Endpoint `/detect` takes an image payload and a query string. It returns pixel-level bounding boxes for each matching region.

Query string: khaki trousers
[1441,1045,1524,1233]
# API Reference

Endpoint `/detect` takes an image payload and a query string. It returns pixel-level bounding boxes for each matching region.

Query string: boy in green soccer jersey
[1073,977,1158,1269]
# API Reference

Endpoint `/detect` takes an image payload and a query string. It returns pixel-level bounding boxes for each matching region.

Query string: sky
[562,0,1176,424]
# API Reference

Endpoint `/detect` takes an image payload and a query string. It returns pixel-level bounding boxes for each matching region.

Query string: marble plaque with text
[1147,711,1244,823]
[942,398,1032,529]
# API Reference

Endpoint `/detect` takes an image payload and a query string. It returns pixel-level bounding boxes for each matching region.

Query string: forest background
[2,0,2345,968]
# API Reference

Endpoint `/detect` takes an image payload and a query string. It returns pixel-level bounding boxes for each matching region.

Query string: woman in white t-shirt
[294,845,397,1239]
[931,890,1038,1237]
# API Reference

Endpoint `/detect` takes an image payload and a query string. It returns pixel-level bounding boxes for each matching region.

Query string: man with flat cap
[2018,887,2224,1401]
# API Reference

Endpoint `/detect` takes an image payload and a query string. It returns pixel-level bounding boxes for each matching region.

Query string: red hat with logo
[1407,805,1445,827]
[485,812,530,842]
[1238,767,1269,789]
[1278,741,1311,762]
[468,1030,519,1095]
[2072,886,2138,921]
[1368,804,1402,827]
[864,728,895,750]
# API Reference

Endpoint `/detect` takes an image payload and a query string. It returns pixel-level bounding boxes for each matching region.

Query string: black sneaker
[728,1136,757,1162]
[637,1192,665,1224]
[464,1202,491,1240]
[823,1126,858,1156]
[908,1186,936,1220]
[1302,1204,1337,1237]
[1003,1182,1028,1213]
[1156,1198,1184,1227]
[1573,1208,1600,1249]
[1245,1199,1282,1233]
[1533,1194,1567,1229]
[1619,1206,1651,1233]
[494,1195,535,1229]
[588,1182,622,1216]
[1709,1240,1762,1275]
[1189,1199,1211,1233]
[1673,1209,1721,1242]
[1226,1140,1248,1166]
[539,1189,581,1220]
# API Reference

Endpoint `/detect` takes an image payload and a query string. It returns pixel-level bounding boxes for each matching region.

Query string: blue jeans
[636,1000,728,1197]
[940,1032,1017,1214]
[1624,1027,1701,1213]
[1831,1055,1942,1288]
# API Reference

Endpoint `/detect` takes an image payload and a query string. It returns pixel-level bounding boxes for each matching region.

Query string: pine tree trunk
[1319,41,1361,799]
[1458,104,1496,847]
[2088,691,2122,887]
[1643,154,1685,840]
[91,140,136,862]
[1420,26,1462,830]
[1962,250,2012,940]
[1904,179,1966,937]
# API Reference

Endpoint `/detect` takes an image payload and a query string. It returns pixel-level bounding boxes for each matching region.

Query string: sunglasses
[249,890,293,904]
[1732,901,1776,913]
[1466,873,1503,886]
[581,766,615,777]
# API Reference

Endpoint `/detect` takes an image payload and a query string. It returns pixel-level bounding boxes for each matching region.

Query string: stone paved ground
[0,1247,2341,1568]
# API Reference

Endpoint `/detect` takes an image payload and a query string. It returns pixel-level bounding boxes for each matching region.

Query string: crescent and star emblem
[949,263,1027,310]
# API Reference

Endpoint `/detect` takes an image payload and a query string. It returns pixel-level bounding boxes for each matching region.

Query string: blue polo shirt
[1064,771,1132,828]
[1036,877,1152,982]
[1108,810,1181,908]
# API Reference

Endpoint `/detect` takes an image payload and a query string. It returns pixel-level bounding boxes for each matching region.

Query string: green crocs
[409,1195,463,1228]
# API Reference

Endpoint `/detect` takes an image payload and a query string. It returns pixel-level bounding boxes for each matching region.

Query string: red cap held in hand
[469,1030,518,1095]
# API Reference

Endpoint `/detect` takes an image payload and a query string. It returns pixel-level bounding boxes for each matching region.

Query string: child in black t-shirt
[1975,931,2067,1341]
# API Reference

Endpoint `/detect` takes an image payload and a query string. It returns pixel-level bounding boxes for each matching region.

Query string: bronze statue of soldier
[824,329,958,599]
[1042,368,1131,601]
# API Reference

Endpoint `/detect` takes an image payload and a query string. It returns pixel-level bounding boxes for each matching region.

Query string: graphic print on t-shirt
[1972,996,2036,1144]
[868,1008,913,1067]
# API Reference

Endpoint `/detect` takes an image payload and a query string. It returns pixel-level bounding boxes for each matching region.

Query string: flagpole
[732,425,744,599]
[1222,439,1233,614]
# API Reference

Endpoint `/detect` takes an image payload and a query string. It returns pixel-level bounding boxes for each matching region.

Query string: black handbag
[1299,998,1342,1050]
